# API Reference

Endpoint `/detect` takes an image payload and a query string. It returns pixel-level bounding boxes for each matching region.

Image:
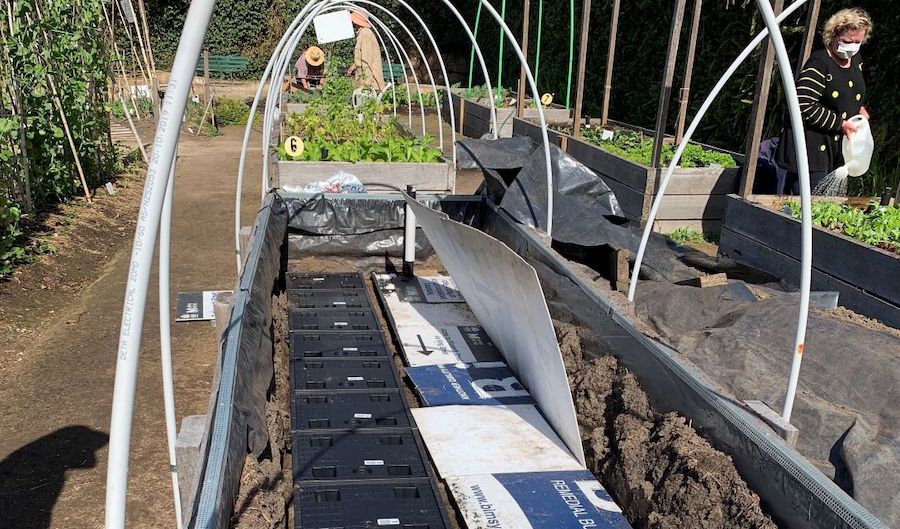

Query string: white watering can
[835,114,874,179]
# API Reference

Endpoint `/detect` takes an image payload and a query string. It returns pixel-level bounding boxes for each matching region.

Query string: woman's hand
[346,65,356,75]
[841,119,859,137]
[859,106,870,119]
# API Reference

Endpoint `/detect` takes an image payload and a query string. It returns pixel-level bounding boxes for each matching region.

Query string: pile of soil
[555,315,776,529]
[231,294,293,529]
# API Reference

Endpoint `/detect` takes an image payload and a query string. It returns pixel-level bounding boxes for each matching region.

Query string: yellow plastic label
[540,93,554,107]
[284,136,304,157]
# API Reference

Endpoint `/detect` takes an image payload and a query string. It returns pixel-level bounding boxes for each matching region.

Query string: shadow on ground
[0,426,108,529]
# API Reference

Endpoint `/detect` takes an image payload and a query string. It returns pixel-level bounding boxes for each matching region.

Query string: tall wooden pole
[572,0,592,137]
[795,0,821,71]
[649,0,687,170]
[600,0,620,126]
[516,0,531,118]
[3,1,33,212]
[675,0,702,145]
[739,0,785,197]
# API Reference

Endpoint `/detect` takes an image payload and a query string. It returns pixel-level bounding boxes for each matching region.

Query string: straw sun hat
[305,46,325,66]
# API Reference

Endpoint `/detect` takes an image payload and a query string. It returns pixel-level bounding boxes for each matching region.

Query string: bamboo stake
[119,94,148,162]
[115,0,150,92]
[600,0,620,126]
[124,0,153,86]
[675,0,702,145]
[27,10,92,202]
[2,2,33,212]
[572,0,592,138]
[102,4,142,118]
[196,97,213,136]
[516,0,531,118]
[135,0,156,73]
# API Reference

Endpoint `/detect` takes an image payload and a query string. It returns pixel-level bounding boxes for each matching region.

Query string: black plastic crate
[291,332,388,359]
[289,289,371,310]
[290,309,380,333]
[292,430,430,481]
[292,390,412,431]
[295,479,450,529]
[292,359,400,391]
[287,272,365,291]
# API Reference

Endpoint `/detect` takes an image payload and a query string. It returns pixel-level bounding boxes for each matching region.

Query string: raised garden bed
[513,117,743,233]
[720,194,900,328]
[442,89,572,139]
[272,156,456,193]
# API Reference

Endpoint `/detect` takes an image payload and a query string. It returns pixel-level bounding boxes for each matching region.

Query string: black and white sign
[176,290,232,322]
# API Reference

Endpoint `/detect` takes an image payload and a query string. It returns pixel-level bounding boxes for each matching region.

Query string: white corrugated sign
[313,10,355,44]
[404,196,585,465]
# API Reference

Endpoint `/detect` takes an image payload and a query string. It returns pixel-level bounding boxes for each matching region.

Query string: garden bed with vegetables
[442,86,571,138]
[272,84,455,193]
[719,194,900,328]
[513,117,743,233]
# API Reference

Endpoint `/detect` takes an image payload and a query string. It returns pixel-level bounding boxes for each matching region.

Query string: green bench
[382,63,405,82]
[196,55,249,79]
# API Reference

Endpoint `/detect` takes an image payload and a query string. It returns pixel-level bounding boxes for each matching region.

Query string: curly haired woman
[775,7,872,194]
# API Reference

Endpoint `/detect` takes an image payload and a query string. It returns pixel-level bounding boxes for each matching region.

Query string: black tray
[292,430,429,481]
[290,332,389,359]
[287,272,365,291]
[295,479,450,529]
[289,289,372,310]
[290,309,380,333]
[292,390,412,432]
[292,358,400,391]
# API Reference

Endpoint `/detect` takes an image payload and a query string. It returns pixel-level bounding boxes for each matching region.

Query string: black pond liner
[187,192,886,529]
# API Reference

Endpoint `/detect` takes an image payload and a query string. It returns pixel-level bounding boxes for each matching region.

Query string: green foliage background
[144,0,898,195]
[1,0,115,275]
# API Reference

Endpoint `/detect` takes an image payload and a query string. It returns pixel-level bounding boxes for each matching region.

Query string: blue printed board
[447,470,633,529]
[406,362,536,406]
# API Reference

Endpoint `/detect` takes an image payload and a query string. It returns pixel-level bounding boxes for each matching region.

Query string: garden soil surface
[0,124,265,528]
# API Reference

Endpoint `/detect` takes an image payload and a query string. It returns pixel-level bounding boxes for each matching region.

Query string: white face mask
[836,42,861,60]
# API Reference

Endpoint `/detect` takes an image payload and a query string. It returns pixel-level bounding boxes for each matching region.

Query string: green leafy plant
[785,200,900,253]
[555,126,737,169]
[213,96,251,126]
[668,227,713,245]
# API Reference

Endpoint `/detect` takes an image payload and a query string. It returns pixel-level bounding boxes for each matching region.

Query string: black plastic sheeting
[190,193,287,529]
[479,201,886,529]
[284,194,485,257]
[456,137,697,283]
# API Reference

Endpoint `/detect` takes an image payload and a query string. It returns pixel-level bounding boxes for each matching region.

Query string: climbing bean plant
[0,0,115,276]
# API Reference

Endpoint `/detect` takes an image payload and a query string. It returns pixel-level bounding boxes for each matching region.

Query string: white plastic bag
[837,114,874,178]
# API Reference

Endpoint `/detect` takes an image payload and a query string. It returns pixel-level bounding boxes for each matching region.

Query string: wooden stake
[135,0,156,74]
[572,0,592,138]
[119,94,148,162]
[795,0,821,71]
[739,0,784,197]
[125,0,153,86]
[600,0,620,126]
[516,0,531,118]
[27,10,92,202]
[197,97,213,136]
[1,5,33,212]
[203,49,211,104]
[650,0,687,170]
[675,0,702,145]
[115,0,150,92]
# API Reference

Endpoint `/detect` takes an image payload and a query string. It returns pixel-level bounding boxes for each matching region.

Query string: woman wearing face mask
[775,8,872,194]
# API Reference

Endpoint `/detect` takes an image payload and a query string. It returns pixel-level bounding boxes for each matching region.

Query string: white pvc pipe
[404,185,416,276]
[628,0,807,302]
[755,0,812,424]
[105,1,216,527]
[158,147,183,529]
[235,0,499,273]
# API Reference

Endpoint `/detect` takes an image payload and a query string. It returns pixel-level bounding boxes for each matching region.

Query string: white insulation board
[405,196,586,465]
[411,405,582,477]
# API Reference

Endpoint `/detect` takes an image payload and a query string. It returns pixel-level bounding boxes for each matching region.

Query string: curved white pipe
[755,0,812,424]
[628,0,807,302]
[105,1,215,527]
[470,0,554,235]
[158,147,183,529]
[261,0,447,195]
[235,0,499,273]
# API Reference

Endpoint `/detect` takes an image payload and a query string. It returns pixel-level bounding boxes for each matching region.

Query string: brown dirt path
[0,125,263,528]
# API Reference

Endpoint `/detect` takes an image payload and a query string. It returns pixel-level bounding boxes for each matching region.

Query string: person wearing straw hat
[346,11,385,92]
[295,45,326,91]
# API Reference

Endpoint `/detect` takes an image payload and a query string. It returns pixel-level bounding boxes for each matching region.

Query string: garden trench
[193,191,888,529]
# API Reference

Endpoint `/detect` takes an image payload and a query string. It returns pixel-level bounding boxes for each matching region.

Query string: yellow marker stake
[540,93,554,107]
[284,136,304,157]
